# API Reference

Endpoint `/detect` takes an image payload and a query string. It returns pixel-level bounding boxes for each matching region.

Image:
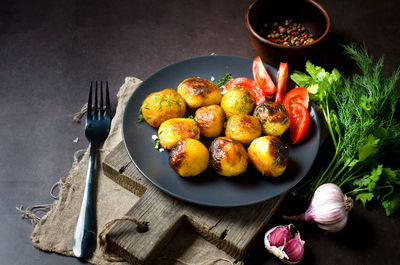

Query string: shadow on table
[289,30,359,75]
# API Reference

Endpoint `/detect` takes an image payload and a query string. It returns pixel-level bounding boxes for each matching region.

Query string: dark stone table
[1,0,399,264]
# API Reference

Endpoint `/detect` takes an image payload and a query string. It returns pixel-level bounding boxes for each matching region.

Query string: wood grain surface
[102,141,285,264]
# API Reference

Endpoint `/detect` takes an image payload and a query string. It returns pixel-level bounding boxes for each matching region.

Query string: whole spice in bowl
[245,0,331,66]
[262,19,315,46]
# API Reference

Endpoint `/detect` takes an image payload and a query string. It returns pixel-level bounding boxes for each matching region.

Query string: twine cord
[17,148,86,225]
[16,205,52,226]
[50,177,66,199]
[98,216,149,262]
[72,103,88,123]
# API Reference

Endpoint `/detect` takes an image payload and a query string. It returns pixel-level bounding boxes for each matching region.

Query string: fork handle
[72,143,97,259]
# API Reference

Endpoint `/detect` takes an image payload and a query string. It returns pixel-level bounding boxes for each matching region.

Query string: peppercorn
[262,19,314,47]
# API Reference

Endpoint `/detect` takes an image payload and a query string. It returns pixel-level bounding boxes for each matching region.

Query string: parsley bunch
[291,44,400,216]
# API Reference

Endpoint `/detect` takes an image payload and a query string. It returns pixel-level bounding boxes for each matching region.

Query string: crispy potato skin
[169,139,209,177]
[225,114,261,145]
[142,88,186,127]
[221,88,255,118]
[209,137,248,177]
[194,105,225,138]
[158,118,200,149]
[253,102,290,136]
[177,77,222,108]
[247,136,289,177]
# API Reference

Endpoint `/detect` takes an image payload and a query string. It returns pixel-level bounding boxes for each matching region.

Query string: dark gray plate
[122,55,320,207]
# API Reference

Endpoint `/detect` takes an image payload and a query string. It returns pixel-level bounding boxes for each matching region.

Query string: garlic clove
[264,225,291,262]
[264,225,305,264]
[268,246,287,260]
[282,232,305,264]
[266,225,292,247]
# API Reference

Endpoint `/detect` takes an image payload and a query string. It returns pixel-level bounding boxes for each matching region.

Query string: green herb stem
[346,185,393,195]
[338,168,366,187]
[330,158,356,183]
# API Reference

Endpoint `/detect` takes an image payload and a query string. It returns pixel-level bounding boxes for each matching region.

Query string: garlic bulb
[284,183,353,232]
[264,224,305,264]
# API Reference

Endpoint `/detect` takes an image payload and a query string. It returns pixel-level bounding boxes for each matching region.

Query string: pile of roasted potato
[141,76,290,178]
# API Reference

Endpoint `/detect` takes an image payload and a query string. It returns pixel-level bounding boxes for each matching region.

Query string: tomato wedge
[274,62,289,104]
[283,88,311,144]
[289,103,311,144]
[224,77,265,105]
[252,56,277,96]
[283,87,310,111]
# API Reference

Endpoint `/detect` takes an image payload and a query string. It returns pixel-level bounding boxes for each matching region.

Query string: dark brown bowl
[245,0,330,66]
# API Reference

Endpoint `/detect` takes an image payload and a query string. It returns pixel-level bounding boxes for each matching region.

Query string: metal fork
[73,81,111,259]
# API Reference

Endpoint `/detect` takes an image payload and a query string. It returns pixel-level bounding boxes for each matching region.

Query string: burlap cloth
[25,77,239,265]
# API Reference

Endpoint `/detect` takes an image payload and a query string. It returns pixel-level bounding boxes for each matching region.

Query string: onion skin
[284,183,353,232]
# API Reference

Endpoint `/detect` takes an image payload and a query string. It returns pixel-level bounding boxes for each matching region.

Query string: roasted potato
[209,137,248,177]
[158,118,200,149]
[225,114,262,145]
[194,105,225,138]
[177,77,222,108]
[142,88,186,127]
[169,138,209,177]
[253,102,290,137]
[221,87,255,118]
[247,136,289,178]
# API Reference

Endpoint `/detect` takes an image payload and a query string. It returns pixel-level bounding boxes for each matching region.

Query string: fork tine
[100,81,104,119]
[94,81,98,120]
[87,81,93,120]
[105,81,111,120]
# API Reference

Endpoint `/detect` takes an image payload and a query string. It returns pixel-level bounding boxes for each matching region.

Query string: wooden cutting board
[102,141,285,264]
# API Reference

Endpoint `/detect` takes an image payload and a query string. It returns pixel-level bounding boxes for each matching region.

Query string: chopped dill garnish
[216,73,233,87]
[281,117,288,125]
[154,139,161,149]
[137,106,144,122]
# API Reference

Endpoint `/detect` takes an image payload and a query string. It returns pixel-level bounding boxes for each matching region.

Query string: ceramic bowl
[245,0,330,66]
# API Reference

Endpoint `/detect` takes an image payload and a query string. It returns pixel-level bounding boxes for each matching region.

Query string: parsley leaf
[358,134,379,161]
[382,193,400,216]
[356,193,374,207]
[290,71,314,88]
